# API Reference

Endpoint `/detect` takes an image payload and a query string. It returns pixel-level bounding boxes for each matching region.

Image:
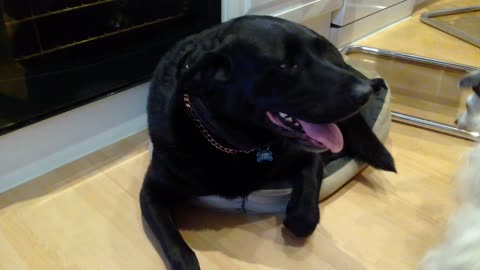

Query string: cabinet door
[332,0,408,26]
[222,0,342,22]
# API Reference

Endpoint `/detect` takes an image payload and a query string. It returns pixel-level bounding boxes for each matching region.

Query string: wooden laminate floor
[1,0,479,269]
[0,124,475,270]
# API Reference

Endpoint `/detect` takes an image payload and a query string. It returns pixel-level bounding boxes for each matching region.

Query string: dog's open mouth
[266,112,344,153]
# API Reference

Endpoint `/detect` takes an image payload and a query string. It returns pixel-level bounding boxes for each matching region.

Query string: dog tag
[256,147,273,163]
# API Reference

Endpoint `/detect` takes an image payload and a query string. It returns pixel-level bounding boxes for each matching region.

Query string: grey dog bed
[149,59,392,214]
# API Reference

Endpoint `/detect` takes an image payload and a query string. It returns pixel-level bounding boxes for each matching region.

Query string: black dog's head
[179,16,387,153]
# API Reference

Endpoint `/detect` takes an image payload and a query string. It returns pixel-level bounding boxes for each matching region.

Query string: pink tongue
[297,120,344,153]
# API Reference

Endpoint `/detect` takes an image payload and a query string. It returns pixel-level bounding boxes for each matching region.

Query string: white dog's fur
[420,145,480,270]
[456,70,480,132]
[456,94,480,132]
[420,70,480,270]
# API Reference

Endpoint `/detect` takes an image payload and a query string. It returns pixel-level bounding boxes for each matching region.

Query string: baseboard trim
[0,83,149,193]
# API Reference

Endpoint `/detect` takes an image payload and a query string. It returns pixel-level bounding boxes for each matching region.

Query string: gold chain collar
[183,94,256,154]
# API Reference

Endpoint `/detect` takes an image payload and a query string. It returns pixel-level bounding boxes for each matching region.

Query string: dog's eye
[280,63,299,70]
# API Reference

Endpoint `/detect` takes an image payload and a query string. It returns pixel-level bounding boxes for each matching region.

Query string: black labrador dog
[141,15,396,270]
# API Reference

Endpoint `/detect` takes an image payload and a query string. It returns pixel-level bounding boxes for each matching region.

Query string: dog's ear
[460,70,480,97]
[179,44,234,97]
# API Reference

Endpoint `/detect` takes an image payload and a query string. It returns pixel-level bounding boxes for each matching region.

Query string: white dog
[420,145,480,270]
[421,71,480,270]
[456,70,480,131]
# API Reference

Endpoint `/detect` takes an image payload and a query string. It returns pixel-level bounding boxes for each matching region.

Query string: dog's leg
[140,164,200,270]
[339,114,396,172]
[283,154,323,237]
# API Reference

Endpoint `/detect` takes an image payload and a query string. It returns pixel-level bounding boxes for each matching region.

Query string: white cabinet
[222,0,343,38]
[330,0,416,47]
[332,0,406,26]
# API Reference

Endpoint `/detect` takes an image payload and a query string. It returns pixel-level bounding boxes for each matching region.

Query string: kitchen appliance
[0,0,220,135]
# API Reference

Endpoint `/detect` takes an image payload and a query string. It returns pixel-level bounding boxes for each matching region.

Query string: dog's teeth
[285,117,293,122]
[293,122,300,127]
[279,112,288,118]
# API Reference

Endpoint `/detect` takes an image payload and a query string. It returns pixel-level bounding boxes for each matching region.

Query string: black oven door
[0,0,221,135]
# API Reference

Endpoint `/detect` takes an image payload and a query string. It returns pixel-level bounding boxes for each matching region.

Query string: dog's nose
[454,119,458,125]
[351,83,373,105]
[370,78,387,94]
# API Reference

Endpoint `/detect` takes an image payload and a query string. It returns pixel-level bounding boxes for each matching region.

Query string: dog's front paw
[283,210,319,238]
[169,249,201,270]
